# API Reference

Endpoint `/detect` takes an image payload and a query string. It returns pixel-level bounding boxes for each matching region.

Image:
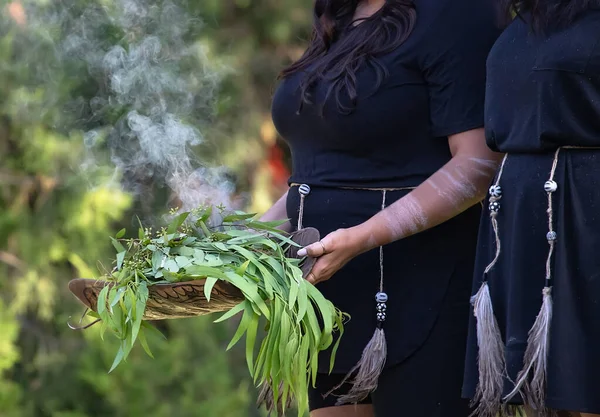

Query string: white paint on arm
[355,129,503,251]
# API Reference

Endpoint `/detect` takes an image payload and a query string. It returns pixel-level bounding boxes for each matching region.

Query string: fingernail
[297,248,307,257]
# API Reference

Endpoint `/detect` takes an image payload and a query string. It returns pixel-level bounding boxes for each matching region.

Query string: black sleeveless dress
[271,0,500,414]
[462,11,600,413]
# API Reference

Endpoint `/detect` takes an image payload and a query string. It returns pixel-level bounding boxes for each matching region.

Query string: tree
[1,0,315,415]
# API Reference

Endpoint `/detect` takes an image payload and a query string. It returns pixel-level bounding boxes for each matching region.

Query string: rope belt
[471,145,600,416]
[288,182,416,404]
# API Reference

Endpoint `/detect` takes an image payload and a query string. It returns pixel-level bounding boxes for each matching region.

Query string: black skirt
[462,149,600,413]
[286,185,481,375]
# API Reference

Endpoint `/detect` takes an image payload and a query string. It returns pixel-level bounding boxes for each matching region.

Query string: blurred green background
[0,1,312,416]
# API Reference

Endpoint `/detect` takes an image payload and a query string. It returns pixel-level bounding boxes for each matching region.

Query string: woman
[463,2,600,417]
[261,0,502,416]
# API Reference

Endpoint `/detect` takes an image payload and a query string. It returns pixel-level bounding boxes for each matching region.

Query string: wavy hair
[501,0,600,30]
[280,0,416,114]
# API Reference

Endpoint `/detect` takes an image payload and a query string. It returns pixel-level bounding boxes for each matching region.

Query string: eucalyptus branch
[79,206,347,417]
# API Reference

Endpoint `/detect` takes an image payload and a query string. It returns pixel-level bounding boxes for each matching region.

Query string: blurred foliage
[0,0,312,416]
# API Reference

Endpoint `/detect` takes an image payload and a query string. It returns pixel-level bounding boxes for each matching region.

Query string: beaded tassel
[504,149,561,416]
[470,155,508,417]
[328,191,389,405]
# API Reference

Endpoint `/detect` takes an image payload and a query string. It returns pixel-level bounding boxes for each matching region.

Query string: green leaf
[164,259,179,273]
[222,213,256,223]
[227,305,253,350]
[245,313,259,375]
[298,328,311,387]
[138,329,154,358]
[278,314,290,374]
[110,287,125,308]
[297,282,308,323]
[131,283,148,345]
[141,321,167,340]
[116,251,126,270]
[151,250,165,272]
[235,260,250,276]
[115,228,126,239]
[307,285,334,347]
[197,220,212,237]
[86,310,101,319]
[178,246,195,257]
[214,300,247,323]
[329,316,345,373]
[97,286,108,317]
[289,281,299,310]
[108,344,125,373]
[167,212,190,234]
[213,242,228,251]
[174,256,191,269]
[110,237,126,253]
[196,206,213,223]
[203,277,218,302]
[223,271,269,319]
[185,265,228,280]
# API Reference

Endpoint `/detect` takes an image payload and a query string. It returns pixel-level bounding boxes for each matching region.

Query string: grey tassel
[256,380,292,417]
[326,191,389,405]
[504,287,553,413]
[470,281,506,417]
[330,327,387,405]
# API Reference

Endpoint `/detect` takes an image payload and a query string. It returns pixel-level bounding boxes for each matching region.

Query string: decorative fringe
[256,381,292,417]
[332,327,387,405]
[504,287,553,413]
[470,281,506,417]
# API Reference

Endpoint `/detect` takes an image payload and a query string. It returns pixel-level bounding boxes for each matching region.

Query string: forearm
[356,153,502,251]
[259,190,292,233]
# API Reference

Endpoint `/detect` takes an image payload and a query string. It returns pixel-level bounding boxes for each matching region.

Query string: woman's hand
[297,225,372,285]
[298,129,502,285]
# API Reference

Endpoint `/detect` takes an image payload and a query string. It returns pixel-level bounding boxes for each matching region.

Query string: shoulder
[413,0,502,55]
[533,10,600,75]
[410,0,501,70]
[414,0,500,29]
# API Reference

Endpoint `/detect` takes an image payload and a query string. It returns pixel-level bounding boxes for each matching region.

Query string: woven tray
[68,228,319,320]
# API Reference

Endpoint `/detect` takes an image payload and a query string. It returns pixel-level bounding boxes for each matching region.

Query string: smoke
[18,0,235,212]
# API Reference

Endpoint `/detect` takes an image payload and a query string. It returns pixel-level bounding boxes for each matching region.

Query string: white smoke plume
[58,0,235,212]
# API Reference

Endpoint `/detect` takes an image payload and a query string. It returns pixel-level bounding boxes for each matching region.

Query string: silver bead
[544,180,558,193]
[547,231,557,241]
[376,312,386,322]
[375,292,388,303]
[376,303,387,312]
[298,184,311,196]
[489,185,502,198]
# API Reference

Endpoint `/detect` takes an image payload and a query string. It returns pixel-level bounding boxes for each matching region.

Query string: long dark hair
[501,0,600,31]
[280,0,416,114]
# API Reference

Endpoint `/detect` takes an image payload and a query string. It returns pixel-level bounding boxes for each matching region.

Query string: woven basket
[68,228,319,320]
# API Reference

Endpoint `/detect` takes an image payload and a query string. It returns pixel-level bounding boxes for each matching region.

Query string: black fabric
[272,0,501,190]
[271,0,500,378]
[462,11,600,413]
[286,187,481,373]
[308,262,474,417]
[483,12,600,153]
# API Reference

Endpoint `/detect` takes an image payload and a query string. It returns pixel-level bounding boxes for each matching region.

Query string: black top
[272,0,501,189]
[271,0,501,374]
[463,11,600,411]
[485,11,600,153]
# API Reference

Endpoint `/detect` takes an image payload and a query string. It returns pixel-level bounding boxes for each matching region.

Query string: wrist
[348,222,380,255]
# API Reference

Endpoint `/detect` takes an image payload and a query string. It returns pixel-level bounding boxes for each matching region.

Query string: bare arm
[299,128,504,284]
[357,128,502,249]
[259,190,293,233]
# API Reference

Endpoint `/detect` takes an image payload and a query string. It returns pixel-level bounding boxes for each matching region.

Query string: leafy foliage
[92,208,346,416]
[1,0,314,416]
